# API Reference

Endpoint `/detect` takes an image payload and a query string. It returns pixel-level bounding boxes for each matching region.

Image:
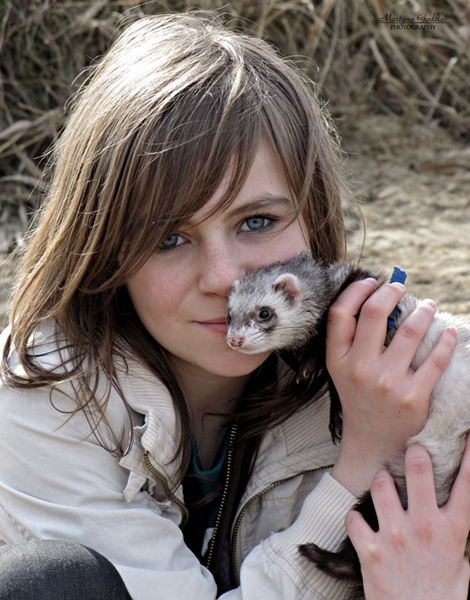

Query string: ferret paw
[296,359,315,382]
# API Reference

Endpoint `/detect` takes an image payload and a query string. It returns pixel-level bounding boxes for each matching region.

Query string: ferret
[226,251,470,599]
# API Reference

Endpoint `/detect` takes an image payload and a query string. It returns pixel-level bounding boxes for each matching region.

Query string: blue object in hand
[388,266,407,329]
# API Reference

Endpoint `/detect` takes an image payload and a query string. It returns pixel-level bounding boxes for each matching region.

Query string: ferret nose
[227,333,245,348]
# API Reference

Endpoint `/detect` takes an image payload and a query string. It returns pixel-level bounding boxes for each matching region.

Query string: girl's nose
[198,245,245,297]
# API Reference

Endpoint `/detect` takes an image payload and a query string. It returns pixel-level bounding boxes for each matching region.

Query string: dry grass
[0,0,469,250]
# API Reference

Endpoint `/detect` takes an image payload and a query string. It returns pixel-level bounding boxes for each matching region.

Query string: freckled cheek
[134,284,185,325]
[125,266,187,349]
[274,220,310,257]
[294,217,311,251]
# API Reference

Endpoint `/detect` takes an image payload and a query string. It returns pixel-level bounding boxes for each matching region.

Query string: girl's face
[126,143,310,388]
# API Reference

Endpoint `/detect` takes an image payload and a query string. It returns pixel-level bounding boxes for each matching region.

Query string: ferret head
[226,271,306,354]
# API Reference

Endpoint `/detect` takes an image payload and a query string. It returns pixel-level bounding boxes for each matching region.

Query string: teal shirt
[182,434,229,559]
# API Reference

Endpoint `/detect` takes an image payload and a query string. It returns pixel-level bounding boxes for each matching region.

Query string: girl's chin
[219,350,271,376]
[182,348,270,379]
[168,346,272,381]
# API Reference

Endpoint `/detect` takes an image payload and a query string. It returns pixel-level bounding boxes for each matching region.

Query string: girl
[0,12,468,600]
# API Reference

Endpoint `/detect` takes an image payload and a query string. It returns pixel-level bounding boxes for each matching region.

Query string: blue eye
[241,216,273,232]
[160,233,184,251]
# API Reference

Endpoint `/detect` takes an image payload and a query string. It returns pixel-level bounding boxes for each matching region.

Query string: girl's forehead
[184,142,295,225]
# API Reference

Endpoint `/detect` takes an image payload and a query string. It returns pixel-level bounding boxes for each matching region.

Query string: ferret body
[226,251,470,598]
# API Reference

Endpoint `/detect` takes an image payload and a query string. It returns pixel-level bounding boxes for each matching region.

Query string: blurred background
[1,0,469,326]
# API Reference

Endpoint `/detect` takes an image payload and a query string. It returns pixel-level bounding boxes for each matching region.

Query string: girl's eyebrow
[224,194,294,220]
[182,194,295,229]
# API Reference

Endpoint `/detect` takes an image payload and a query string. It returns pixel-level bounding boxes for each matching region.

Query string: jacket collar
[117,354,339,505]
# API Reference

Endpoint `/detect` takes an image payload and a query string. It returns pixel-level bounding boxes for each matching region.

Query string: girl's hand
[327,279,457,495]
[346,441,470,600]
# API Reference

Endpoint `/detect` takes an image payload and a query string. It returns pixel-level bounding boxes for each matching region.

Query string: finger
[446,435,470,530]
[386,299,438,369]
[410,326,457,390]
[351,282,406,358]
[404,444,437,518]
[326,278,379,362]
[368,469,405,528]
[345,509,377,555]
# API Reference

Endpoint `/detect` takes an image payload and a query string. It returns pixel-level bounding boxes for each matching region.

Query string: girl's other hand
[327,279,457,495]
[346,440,470,600]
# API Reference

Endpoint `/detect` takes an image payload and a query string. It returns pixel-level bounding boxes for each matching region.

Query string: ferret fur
[226,251,470,599]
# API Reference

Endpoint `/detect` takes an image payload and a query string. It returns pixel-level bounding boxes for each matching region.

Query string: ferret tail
[299,538,362,582]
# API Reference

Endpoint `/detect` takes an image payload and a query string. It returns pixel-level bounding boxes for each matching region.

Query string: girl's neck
[170,358,251,469]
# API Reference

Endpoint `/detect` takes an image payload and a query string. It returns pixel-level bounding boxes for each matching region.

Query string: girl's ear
[273,273,302,302]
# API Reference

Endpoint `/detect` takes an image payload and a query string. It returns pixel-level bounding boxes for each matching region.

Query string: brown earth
[1,114,469,329]
[344,114,469,320]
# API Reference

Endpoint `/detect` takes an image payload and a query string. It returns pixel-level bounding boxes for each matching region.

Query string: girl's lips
[196,319,228,334]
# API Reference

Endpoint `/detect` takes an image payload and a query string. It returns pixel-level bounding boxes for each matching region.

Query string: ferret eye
[258,308,272,321]
[227,313,232,324]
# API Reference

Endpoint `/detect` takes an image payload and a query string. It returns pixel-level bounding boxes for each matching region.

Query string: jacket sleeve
[230,474,357,599]
[0,379,356,600]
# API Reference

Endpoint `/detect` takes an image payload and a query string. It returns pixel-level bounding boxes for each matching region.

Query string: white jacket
[0,325,356,599]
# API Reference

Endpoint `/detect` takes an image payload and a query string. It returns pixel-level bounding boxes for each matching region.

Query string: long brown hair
[2,12,349,477]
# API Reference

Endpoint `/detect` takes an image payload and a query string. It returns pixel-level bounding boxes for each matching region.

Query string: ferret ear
[273,274,302,302]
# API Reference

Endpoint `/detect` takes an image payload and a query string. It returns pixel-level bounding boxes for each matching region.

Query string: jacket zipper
[204,421,238,570]
[143,449,189,528]
[145,440,334,584]
[229,464,334,585]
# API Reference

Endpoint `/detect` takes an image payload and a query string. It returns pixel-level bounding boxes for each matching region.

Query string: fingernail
[390,282,405,290]
[362,277,379,288]
[420,299,437,309]
[444,326,458,340]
